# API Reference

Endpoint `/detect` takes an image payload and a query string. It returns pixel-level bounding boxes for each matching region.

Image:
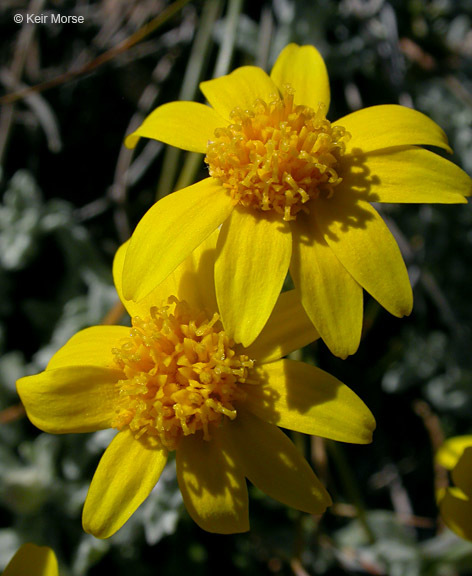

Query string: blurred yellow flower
[3,544,58,576]
[17,231,375,538]
[436,435,472,541]
[123,43,471,359]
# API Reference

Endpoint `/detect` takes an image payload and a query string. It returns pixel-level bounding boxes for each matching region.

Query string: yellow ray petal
[4,544,58,576]
[176,431,249,534]
[46,326,130,370]
[451,447,472,498]
[83,430,167,539]
[123,178,233,302]
[244,289,319,363]
[115,232,219,319]
[436,435,472,470]
[215,208,292,347]
[223,411,331,514]
[339,147,471,204]
[440,488,472,541]
[200,67,278,121]
[270,43,330,112]
[290,211,363,359]
[315,197,413,318]
[16,366,122,434]
[244,359,375,444]
[125,101,224,151]
[336,105,452,154]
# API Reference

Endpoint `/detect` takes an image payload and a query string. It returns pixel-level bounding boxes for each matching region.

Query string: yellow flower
[17,231,375,537]
[436,435,472,541]
[3,544,58,576]
[123,43,471,359]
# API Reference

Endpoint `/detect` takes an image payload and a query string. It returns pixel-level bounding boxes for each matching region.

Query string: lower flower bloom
[3,544,58,576]
[436,435,472,541]
[17,231,375,537]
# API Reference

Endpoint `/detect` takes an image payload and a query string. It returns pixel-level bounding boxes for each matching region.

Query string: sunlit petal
[436,435,472,470]
[336,105,452,154]
[340,147,471,203]
[223,411,331,514]
[46,326,130,370]
[16,366,122,433]
[244,359,375,444]
[176,431,249,533]
[315,197,412,317]
[123,179,233,302]
[200,67,278,121]
[270,43,330,111]
[244,289,319,363]
[115,232,218,319]
[4,544,58,576]
[125,101,224,151]
[215,208,291,347]
[83,430,167,538]
[291,211,363,358]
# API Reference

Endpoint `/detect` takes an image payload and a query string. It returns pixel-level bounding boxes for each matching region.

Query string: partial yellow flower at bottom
[123,43,471,359]
[17,231,375,537]
[436,435,472,541]
[3,544,58,576]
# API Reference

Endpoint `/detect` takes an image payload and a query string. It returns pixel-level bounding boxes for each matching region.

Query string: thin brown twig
[0,0,192,106]
[0,403,25,425]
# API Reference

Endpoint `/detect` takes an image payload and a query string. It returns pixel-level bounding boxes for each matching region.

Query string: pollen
[205,87,351,221]
[111,297,254,451]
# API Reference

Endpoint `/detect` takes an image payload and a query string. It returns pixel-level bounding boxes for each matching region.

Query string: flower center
[111,297,254,450]
[205,87,351,221]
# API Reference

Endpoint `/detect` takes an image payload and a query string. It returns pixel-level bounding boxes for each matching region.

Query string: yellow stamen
[111,297,254,450]
[205,86,350,221]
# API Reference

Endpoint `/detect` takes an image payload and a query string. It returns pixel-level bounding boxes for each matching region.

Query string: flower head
[436,435,472,541]
[17,231,375,537]
[123,43,471,358]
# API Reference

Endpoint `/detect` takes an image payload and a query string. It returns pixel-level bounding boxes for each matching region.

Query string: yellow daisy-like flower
[3,544,58,576]
[17,231,375,537]
[436,435,472,541]
[123,43,471,358]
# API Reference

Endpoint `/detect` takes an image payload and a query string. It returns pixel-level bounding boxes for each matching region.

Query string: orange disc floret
[111,296,254,450]
[205,87,350,221]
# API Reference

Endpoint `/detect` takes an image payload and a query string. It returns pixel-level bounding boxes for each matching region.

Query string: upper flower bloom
[16,231,375,537]
[122,43,471,358]
[3,544,58,576]
[436,435,472,541]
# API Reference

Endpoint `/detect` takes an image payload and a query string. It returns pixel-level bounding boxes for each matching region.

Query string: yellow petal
[16,366,122,434]
[83,430,167,538]
[200,67,278,121]
[176,430,249,534]
[46,326,130,370]
[244,359,375,444]
[315,197,413,318]
[123,178,233,302]
[436,435,472,470]
[336,105,452,154]
[341,147,471,203]
[244,289,319,363]
[270,43,330,112]
[451,447,472,498]
[223,411,331,514]
[125,101,224,151]
[440,488,472,541]
[115,232,219,319]
[215,208,292,347]
[290,211,363,359]
[3,544,59,576]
